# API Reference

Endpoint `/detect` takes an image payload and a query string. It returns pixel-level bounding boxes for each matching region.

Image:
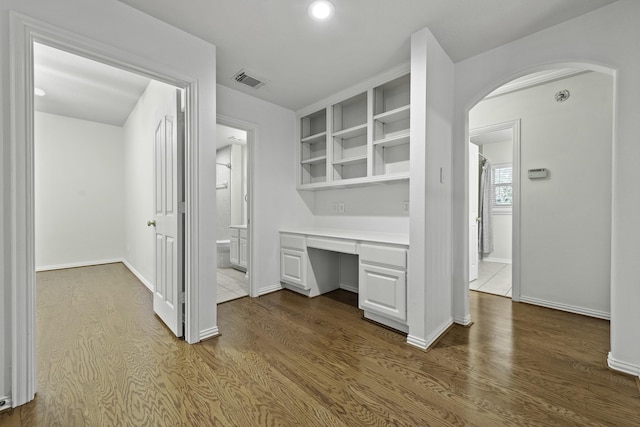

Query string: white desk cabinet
[359,243,407,324]
[279,228,409,332]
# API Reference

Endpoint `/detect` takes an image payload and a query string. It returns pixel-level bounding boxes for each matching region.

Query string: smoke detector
[232,69,267,90]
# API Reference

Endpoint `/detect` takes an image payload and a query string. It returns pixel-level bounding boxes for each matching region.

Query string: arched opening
[462,63,616,327]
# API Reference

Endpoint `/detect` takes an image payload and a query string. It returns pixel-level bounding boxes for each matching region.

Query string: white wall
[472,72,613,316]
[452,0,640,376]
[407,27,455,347]
[478,141,512,262]
[217,84,314,294]
[34,112,124,269]
[123,80,176,288]
[312,183,409,233]
[2,0,217,405]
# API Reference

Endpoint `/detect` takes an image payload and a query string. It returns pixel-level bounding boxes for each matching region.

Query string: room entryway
[215,120,254,304]
[34,42,187,335]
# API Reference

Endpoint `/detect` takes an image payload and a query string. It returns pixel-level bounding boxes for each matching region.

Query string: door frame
[216,115,258,297]
[9,12,202,406]
[468,119,521,301]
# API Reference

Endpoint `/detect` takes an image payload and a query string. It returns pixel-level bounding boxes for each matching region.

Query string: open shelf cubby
[372,74,410,176]
[332,92,368,181]
[300,108,328,185]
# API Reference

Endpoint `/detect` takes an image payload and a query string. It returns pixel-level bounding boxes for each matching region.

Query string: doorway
[215,123,250,303]
[468,121,519,299]
[217,115,257,300]
[33,42,187,333]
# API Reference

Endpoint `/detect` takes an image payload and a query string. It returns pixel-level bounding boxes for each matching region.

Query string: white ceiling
[34,42,150,127]
[118,0,617,111]
[32,1,617,126]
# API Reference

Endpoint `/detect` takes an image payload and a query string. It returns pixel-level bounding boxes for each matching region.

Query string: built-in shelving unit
[300,109,327,185]
[297,71,410,190]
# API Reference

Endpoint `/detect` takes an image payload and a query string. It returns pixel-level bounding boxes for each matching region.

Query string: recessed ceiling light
[308,0,335,21]
[34,87,46,97]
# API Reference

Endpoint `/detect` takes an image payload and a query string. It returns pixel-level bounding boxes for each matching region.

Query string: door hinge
[178,292,185,304]
[178,201,186,213]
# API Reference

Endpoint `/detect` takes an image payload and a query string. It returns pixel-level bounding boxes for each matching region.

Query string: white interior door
[469,142,479,282]
[152,89,184,337]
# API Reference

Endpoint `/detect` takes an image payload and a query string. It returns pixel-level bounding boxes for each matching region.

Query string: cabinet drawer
[240,228,247,238]
[306,237,356,254]
[280,233,306,251]
[359,244,406,269]
[229,227,240,237]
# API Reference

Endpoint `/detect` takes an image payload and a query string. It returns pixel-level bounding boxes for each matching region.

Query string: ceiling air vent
[232,69,267,89]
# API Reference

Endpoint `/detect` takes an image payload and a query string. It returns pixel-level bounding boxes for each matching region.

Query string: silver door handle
[147,220,156,227]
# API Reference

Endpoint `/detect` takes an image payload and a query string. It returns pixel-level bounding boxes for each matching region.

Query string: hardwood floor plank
[1,264,638,426]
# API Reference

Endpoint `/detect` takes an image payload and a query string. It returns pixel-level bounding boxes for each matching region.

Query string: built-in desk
[279,228,409,333]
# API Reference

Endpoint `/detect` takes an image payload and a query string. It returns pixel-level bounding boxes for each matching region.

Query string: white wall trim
[482,257,512,264]
[36,259,122,272]
[339,283,358,293]
[607,352,640,377]
[9,11,204,406]
[426,318,454,348]
[258,283,283,296]
[199,327,220,341]
[519,296,610,320]
[121,260,153,292]
[453,315,472,326]
[407,318,454,350]
[406,335,428,350]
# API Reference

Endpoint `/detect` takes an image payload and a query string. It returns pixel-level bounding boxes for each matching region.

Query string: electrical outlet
[331,202,339,213]
[338,202,345,213]
[403,201,409,213]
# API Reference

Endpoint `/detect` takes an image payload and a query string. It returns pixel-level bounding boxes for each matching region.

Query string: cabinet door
[359,262,406,322]
[280,249,307,289]
[239,237,248,268]
[230,236,239,265]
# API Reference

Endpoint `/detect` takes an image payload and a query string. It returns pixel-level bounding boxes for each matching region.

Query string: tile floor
[217,267,249,303]
[470,260,512,297]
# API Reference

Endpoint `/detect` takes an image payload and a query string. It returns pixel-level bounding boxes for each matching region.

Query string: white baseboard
[258,283,283,296]
[122,259,153,292]
[607,352,640,377]
[407,318,454,350]
[36,258,122,272]
[453,314,472,326]
[339,283,358,293]
[407,335,428,350]
[0,395,12,412]
[519,296,610,320]
[482,257,512,264]
[425,318,454,348]
[199,327,220,341]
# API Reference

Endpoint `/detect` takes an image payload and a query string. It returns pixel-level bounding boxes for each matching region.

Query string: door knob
[147,220,156,227]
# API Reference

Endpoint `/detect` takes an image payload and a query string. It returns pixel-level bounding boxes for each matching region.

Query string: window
[492,164,512,210]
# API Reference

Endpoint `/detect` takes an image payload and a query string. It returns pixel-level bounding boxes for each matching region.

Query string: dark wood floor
[1,263,638,426]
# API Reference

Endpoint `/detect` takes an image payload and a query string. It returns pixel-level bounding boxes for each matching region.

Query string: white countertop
[279,227,409,246]
[229,224,247,229]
